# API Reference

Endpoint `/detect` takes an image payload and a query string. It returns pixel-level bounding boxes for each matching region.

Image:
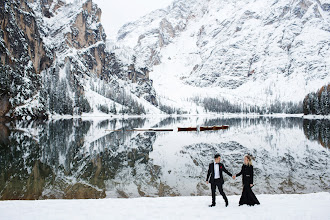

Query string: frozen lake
[0,116,329,199]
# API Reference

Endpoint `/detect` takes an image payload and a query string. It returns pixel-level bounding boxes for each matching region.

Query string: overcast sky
[66,0,174,40]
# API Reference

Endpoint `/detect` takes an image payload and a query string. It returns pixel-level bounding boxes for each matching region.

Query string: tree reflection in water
[0,117,329,200]
[303,119,330,149]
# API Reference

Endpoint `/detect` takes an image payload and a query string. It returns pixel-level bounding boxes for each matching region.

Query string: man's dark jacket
[206,162,232,184]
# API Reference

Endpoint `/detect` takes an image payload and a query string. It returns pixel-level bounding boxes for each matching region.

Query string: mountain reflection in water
[0,116,329,200]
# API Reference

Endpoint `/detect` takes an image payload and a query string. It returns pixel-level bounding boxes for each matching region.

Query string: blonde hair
[245,155,253,166]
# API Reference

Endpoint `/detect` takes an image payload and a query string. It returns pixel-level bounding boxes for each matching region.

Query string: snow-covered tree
[303,84,330,115]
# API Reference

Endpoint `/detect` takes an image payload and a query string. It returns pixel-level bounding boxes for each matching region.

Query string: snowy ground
[1,192,329,220]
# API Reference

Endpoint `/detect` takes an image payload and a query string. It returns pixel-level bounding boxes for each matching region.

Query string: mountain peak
[114,0,330,111]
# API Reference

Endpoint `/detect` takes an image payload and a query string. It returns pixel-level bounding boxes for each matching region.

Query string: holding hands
[232,175,236,180]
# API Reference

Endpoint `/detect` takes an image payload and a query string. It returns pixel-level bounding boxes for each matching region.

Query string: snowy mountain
[114,0,330,112]
[1,0,329,117]
[0,0,160,119]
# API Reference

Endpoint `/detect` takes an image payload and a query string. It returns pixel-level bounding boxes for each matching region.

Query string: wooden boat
[153,128,174,132]
[133,128,174,132]
[106,125,229,132]
[105,128,173,132]
[178,127,197,131]
[199,125,229,131]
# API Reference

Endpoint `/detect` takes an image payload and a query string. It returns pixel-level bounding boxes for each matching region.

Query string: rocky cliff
[0,0,52,118]
[0,0,158,119]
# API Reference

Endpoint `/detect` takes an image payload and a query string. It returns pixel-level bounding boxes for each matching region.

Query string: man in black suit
[206,154,233,207]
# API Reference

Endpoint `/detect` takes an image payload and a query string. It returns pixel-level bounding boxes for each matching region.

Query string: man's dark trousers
[211,178,228,205]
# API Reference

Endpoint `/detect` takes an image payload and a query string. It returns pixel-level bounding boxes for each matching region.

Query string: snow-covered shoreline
[45,113,330,121]
[1,192,329,220]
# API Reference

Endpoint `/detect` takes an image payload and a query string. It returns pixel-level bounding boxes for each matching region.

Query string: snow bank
[1,192,329,220]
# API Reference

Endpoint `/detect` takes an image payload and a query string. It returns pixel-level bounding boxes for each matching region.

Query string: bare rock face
[0,121,10,146]
[0,0,52,74]
[0,0,52,118]
[66,0,105,50]
[128,64,150,83]
[0,95,10,117]
[159,18,175,47]
[127,64,157,106]
[63,183,106,199]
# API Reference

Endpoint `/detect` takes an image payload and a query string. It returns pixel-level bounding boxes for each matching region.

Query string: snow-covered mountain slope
[114,0,330,111]
[2,0,329,116]
[0,0,160,118]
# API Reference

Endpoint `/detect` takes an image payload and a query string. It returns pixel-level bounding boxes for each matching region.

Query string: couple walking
[206,154,260,207]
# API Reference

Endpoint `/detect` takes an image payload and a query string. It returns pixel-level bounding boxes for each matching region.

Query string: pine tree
[314,94,321,115]
[320,88,329,115]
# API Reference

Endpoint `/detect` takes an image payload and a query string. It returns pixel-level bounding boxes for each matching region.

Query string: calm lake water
[0,116,329,200]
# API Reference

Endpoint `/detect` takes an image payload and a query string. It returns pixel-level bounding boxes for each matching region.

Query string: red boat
[178,127,197,131]
[200,125,229,131]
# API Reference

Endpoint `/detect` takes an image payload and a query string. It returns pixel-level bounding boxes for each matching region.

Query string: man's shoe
[225,202,228,207]
[209,204,216,207]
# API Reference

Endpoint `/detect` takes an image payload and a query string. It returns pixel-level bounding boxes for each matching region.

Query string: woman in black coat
[234,155,260,206]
